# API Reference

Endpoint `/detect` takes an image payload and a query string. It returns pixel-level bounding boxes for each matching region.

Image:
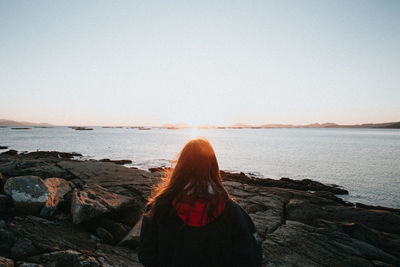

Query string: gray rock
[4,176,50,214]
[70,185,134,224]
[40,178,72,218]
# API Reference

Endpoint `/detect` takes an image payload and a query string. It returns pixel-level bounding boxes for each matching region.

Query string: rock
[263,221,400,266]
[0,194,12,213]
[0,229,14,253]
[148,167,172,173]
[0,146,8,149]
[95,243,143,267]
[286,199,400,234]
[21,151,82,159]
[99,159,133,165]
[318,219,400,259]
[70,185,134,224]
[0,159,76,180]
[0,172,4,192]
[10,238,37,258]
[96,227,114,244]
[25,250,99,267]
[40,178,73,218]
[17,263,43,267]
[7,216,96,258]
[84,217,131,243]
[220,171,349,195]
[1,150,18,156]
[57,160,157,198]
[0,257,14,267]
[4,176,50,214]
[0,219,5,228]
[118,216,143,248]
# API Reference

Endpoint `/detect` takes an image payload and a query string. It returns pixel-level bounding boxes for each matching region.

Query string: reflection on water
[1,127,399,208]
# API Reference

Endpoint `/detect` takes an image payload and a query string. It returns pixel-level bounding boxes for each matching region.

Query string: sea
[1,126,399,208]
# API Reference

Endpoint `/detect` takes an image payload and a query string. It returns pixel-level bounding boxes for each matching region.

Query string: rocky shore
[0,149,399,267]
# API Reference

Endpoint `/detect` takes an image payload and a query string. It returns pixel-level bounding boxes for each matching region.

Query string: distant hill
[237,121,400,129]
[0,119,54,127]
[161,123,191,129]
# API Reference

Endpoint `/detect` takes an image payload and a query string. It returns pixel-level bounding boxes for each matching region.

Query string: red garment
[172,194,226,227]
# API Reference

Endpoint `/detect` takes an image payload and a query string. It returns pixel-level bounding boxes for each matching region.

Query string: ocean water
[1,127,399,208]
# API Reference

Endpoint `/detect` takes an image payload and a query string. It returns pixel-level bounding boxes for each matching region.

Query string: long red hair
[145,137,231,225]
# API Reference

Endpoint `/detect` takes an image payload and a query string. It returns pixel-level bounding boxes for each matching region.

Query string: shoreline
[0,149,399,266]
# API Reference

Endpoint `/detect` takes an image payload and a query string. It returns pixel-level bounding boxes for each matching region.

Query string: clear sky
[1,0,399,126]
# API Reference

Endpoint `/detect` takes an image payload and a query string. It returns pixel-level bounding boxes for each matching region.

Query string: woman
[138,137,262,267]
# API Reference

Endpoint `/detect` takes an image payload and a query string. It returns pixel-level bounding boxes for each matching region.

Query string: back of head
[145,137,231,225]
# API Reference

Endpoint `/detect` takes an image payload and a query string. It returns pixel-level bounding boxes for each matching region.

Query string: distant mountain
[161,123,191,129]
[0,119,54,127]
[235,121,400,129]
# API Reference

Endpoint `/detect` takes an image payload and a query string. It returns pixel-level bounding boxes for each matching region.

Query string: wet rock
[96,227,114,244]
[0,257,14,267]
[4,176,49,214]
[70,185,134,224]
[99,159,133,165]
[263,220,400,266]
[25,250,99,267]
[40,178,73,218]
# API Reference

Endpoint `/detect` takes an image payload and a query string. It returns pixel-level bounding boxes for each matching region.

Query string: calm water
[1,127,399,208]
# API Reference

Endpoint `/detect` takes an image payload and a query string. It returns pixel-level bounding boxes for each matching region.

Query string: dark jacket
[138,197,262,267]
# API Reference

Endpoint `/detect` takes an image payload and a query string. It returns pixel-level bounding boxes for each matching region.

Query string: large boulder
[40,178,73,218]
[71,185,134,224]
[4,176,50,214]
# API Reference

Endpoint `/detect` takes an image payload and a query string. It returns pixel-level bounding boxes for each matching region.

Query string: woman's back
[138,198,262,267]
